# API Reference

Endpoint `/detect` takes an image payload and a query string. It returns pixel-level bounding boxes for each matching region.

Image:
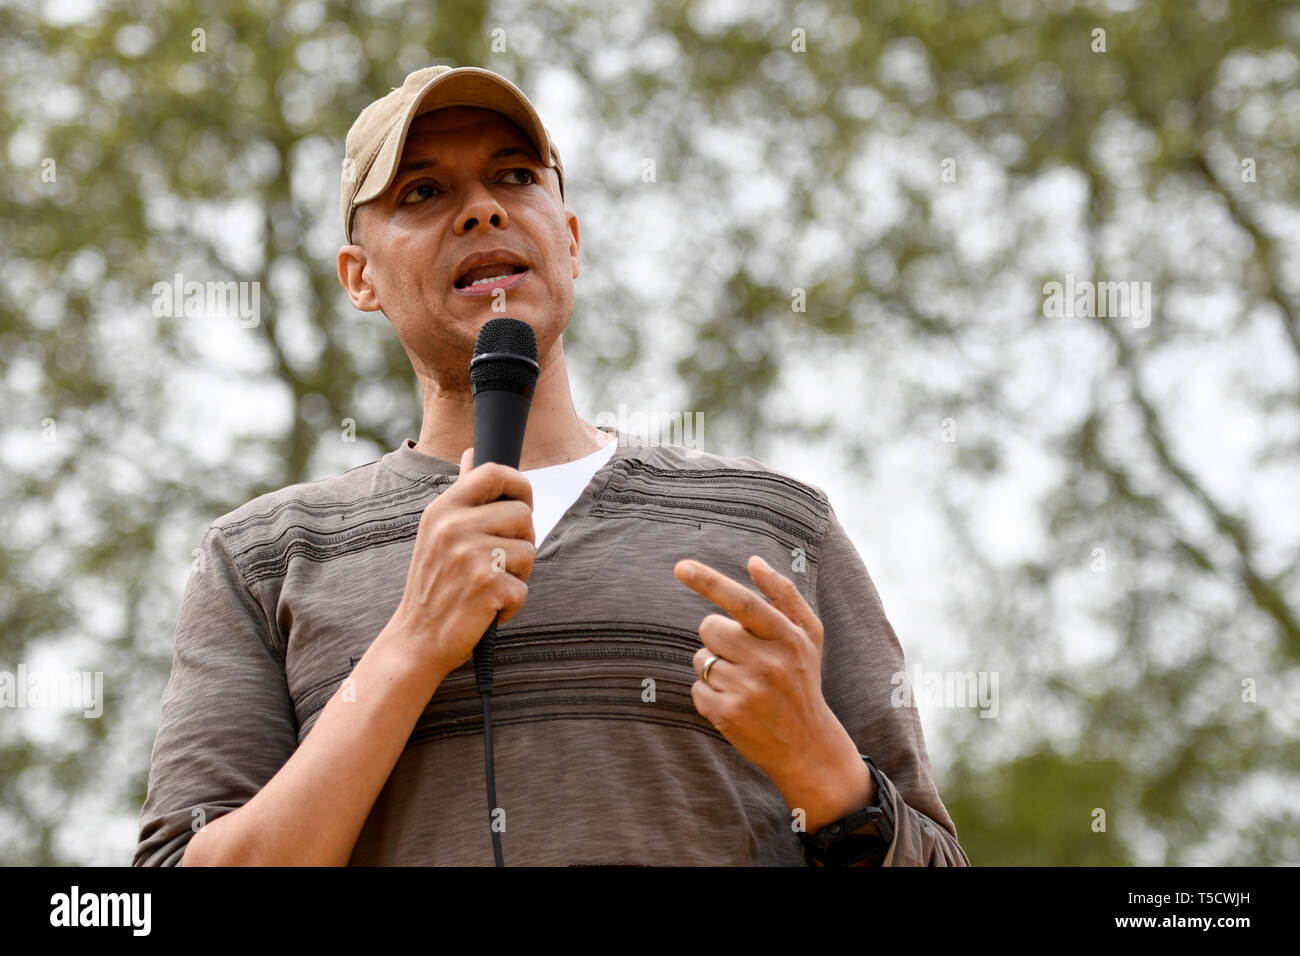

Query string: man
[133,65,969,866]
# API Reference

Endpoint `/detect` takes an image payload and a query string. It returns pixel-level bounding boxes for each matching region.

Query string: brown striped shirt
[134,426,969,866]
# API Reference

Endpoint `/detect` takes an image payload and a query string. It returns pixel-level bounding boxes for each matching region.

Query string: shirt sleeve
[813,502,970,867]
[132,523,299,866]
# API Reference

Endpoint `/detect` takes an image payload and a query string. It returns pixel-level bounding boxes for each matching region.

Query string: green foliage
[1,0,1296,864]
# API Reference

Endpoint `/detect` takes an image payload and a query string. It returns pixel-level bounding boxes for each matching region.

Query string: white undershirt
[522,437,618,547]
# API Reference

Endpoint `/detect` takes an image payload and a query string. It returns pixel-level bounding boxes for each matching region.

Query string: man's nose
[453,181,509,234]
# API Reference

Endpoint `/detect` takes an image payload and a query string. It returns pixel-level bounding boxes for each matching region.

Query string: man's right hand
[387,446,536,683]
[181,444,533,867]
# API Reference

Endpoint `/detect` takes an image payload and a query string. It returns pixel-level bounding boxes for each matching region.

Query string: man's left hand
[673,554,876,832]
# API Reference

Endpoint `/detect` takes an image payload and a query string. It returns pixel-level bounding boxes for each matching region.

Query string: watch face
[802,835,887,867]
[801,817,890,865]
[830,835,889,866]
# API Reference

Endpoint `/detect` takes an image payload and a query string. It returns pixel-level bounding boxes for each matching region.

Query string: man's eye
[503,168,535,184]
[401,183,439,205]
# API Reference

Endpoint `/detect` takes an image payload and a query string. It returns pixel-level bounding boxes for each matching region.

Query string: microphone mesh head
[470,317,540,391]
[474,317,538,361]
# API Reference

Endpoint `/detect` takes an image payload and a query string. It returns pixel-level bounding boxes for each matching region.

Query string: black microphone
[467,317,539,867]
[468,317,539,692]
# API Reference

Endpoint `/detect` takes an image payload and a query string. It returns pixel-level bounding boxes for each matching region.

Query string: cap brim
[351,68,554,209]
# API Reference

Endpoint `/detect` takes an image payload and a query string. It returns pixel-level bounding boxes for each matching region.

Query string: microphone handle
[472,390,531,468]
[470,386,532,696]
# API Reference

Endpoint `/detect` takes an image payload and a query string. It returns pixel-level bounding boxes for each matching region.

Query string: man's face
[338,106,579,389]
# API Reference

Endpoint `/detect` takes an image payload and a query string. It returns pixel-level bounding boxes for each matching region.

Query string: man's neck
[412,344,610,470]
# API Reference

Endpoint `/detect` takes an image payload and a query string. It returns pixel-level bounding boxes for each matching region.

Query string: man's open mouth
[455,264,528,289]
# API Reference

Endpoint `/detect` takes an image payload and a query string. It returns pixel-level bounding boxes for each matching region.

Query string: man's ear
[567,210,580,280]
[337,242,381,312]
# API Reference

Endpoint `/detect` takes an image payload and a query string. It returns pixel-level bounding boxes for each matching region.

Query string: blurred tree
[0,0,1295,864]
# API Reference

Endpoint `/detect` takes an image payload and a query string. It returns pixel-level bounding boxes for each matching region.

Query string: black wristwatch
[798,754,895,867]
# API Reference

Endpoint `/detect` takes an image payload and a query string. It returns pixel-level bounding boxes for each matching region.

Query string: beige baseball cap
[340,65,565,243]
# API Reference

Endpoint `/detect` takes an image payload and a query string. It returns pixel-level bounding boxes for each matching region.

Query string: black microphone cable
[473,622,504,867]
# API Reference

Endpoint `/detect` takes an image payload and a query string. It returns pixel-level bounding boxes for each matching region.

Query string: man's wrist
[372,614,451,697]
[777,715,876,833]
[799,755,894,867]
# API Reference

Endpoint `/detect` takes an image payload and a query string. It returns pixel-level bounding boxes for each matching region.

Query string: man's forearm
[181,619,444,866]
